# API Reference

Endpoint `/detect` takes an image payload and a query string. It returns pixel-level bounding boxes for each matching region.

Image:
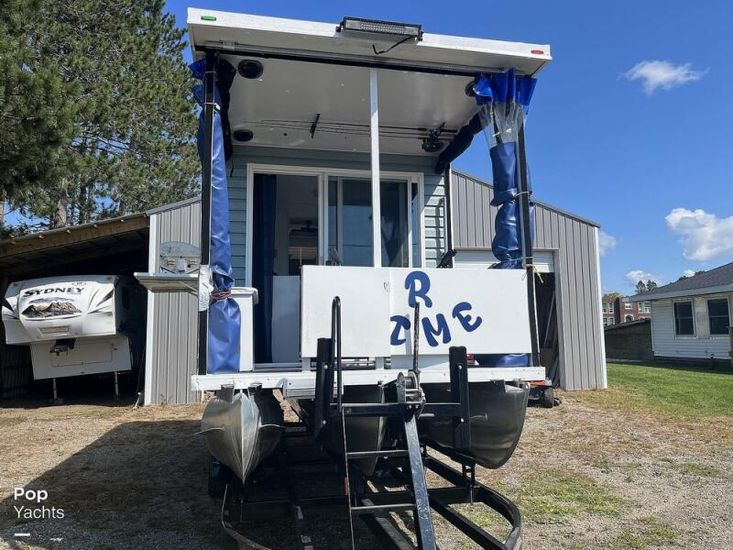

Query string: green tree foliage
[645,280,657,291]
[0,0,198,230]
[635,280,647,294]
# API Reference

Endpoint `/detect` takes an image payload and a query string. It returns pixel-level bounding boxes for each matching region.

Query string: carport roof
[0,213,150,278]
[0,198,202,279]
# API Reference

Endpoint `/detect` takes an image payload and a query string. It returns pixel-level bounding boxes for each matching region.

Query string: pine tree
[0,0,198,231]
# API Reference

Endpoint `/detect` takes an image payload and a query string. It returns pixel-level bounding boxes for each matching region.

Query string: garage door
[452,249,555,273]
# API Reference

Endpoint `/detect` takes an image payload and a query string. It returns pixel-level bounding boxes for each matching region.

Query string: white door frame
[245,163,425,286]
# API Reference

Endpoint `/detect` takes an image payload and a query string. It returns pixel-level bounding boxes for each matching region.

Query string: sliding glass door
[326,176,421,268]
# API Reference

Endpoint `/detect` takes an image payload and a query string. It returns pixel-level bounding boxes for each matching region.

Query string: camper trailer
[139,8,552,549]
[2,275,143,399]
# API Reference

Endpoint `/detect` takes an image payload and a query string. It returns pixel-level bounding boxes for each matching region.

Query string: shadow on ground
[0,419,231,549]
[0,416,386,549]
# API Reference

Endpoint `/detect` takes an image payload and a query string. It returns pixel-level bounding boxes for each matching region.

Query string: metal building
[0,199,203,404]
[451,170,606,390]
[143,198,201,405]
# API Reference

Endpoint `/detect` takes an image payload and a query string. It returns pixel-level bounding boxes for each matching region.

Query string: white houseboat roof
[187,8,552,156]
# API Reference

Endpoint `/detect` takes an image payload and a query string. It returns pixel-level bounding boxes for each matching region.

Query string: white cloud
[598,230,617,257]
[624,60,705,95]
[681,269,696,278]
[626,270,663,286]
[665,208,733,261]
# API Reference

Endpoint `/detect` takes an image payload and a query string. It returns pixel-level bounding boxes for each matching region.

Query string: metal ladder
[313,297,474,550]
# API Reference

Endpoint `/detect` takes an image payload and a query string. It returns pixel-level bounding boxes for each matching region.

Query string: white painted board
[300,266,531,358]
[388,268,531,355]
[300,266,391,358]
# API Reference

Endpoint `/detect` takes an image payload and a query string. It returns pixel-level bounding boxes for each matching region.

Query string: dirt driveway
[0,388,731,549]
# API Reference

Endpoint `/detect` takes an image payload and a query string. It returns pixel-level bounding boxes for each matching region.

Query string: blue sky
[173,1,730,292]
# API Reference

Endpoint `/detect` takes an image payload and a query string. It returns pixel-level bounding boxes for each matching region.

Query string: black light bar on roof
[338,17,423,40]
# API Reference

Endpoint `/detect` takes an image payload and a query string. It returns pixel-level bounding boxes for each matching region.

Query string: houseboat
[139,8,551,548]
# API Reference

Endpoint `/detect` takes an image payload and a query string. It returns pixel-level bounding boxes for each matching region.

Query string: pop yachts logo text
[390,271,482,347]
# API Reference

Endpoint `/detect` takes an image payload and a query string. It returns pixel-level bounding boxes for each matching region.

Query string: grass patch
[0,416,27,428]
[609,516,677,549]
[577,362,733,418]
[500,469,626,525]
[677,461,724,478]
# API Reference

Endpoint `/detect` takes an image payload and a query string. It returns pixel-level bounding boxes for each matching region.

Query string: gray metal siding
[452,171,605,390]
[147,201,201,404]
[229,146,446,284]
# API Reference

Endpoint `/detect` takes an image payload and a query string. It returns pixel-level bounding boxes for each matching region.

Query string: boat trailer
[216,298,524,549]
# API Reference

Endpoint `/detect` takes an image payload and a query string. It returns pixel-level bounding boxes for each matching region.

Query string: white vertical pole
[370,68,382,267]
[594,227,608,389]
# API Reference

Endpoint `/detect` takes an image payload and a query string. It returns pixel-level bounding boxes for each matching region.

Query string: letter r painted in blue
[405,271,432,308]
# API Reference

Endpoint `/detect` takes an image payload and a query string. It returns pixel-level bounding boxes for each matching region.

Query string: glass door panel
[341,178,374,266]
[380,180,409,267]
[325,175,418,268]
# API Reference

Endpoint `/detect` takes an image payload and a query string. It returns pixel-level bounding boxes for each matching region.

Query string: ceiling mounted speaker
[238,59,263,79]
[421,135,444,153]
[233,129,254,142]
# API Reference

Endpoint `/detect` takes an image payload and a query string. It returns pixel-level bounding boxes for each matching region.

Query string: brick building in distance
[602,294,651,327]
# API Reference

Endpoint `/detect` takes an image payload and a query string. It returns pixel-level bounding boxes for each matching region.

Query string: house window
[624,302,632,310]
[609,303,614,314]
[708,299,730,336]
[602,303,608,314]
[639,301,650,313]
[674,301,694,336]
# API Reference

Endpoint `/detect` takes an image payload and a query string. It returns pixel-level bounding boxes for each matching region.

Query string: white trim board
[187,9,552,77]
[143,214,157,406]
[192,366,546,394]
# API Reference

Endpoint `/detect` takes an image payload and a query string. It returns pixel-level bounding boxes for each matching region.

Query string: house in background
[629,262,732,364]
[602,294,651,327]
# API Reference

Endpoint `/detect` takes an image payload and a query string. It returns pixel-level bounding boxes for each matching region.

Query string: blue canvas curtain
[191,58,241,374]
[474,69,536,367]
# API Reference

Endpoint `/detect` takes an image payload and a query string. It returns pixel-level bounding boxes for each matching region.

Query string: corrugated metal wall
[452,171,606,390]
[145,200,201,404]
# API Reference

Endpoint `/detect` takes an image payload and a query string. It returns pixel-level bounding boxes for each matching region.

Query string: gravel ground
[0,390,731,549]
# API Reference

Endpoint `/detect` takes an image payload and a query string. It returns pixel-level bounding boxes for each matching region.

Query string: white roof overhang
[188,9,552,156]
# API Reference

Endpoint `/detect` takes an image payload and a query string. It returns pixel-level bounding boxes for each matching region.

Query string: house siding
[650,294,732,361]
[229,146,446,285]
[146,200,201,405]
[451,171,605,390]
